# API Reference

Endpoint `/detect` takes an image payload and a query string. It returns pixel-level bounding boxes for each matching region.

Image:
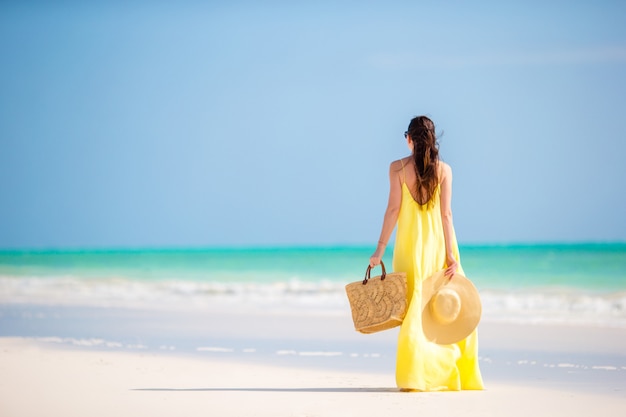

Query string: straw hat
[421,270,482,345]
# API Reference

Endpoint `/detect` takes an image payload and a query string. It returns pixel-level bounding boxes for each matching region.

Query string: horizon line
[1,240,625,253]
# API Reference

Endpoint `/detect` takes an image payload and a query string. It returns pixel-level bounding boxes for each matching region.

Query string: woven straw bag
[345,261,407,334]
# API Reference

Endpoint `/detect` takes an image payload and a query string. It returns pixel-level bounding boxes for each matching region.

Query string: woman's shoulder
[389,157,410,172]
[438,161,452,181]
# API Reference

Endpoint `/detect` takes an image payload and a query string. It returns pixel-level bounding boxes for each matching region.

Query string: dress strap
[400,158,407,184]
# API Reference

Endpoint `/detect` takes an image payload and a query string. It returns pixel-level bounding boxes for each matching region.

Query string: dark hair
[407,115,440,206]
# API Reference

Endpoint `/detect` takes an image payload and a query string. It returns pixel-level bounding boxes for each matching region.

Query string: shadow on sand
[133,387,400,393]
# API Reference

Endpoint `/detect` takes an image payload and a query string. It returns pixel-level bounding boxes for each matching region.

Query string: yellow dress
[392,175,484,391]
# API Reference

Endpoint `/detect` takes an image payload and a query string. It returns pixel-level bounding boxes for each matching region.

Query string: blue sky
[1,1,625,249]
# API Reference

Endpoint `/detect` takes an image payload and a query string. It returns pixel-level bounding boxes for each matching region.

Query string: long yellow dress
[392,176,484,391]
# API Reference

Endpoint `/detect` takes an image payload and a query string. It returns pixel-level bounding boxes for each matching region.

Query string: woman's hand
[444,257,458,279]
[369,246,385,268]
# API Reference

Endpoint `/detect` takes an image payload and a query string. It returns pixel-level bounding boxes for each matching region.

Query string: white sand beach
[1,305,625,417]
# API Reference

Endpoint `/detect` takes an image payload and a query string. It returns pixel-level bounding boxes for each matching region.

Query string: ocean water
[1,244,625,327]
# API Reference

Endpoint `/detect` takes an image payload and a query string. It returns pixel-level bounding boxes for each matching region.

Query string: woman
[369,115,484,391]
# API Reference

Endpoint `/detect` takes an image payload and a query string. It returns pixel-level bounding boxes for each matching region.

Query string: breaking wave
[1,275,625,327]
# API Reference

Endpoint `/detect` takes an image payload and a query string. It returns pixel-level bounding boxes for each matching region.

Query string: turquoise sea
[1,244,625,326]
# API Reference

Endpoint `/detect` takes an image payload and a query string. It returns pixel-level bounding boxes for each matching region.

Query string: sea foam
[1,275,625,327]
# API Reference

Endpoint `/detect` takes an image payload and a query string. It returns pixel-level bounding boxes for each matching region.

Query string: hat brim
[421,271,482,345]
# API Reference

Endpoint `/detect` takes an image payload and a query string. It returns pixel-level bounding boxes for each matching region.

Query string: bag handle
[363,261,387,285]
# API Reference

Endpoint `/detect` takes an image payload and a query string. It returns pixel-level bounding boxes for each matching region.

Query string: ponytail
[407,116,440,207]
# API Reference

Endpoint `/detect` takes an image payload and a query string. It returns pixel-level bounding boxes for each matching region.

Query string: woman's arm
[439,162,459,278]
[369,161,403,267]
